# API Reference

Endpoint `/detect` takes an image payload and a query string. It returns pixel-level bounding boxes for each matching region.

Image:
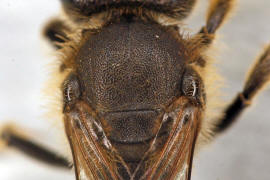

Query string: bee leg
[43,18,72,49]
[215,44,270,133]
[198,0,235,44]
[0,125,72,169]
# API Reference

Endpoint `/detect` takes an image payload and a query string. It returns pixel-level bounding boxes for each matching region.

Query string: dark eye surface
[182,76,198,97]
[61,0,196,19]
[62,74,81,111]
[181,68,205,105]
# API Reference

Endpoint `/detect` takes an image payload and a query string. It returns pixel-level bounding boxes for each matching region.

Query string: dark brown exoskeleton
[1,0,270,179]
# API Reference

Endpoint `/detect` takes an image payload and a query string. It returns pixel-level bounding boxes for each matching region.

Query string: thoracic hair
[44,0,223,159]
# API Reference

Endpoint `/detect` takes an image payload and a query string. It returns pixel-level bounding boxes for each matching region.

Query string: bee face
[75,21,186,111]
[1,0,270,180]
[62,16,205,179]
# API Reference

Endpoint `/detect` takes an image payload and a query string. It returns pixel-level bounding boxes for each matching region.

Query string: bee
[1,0,270,179]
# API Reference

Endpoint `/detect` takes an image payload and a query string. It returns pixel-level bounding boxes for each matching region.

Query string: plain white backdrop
[0,0,270,179]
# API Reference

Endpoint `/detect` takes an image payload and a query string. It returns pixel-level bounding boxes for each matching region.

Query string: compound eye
[181,68,206,105]
[182,75,198,97]
[63,74,81,111]
[62,0,94,15]
[62,0,88,8]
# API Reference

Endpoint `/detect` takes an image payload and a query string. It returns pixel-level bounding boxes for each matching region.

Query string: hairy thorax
[75,20,187,162]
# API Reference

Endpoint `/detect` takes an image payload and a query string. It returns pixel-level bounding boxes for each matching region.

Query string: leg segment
[0,125,72,169]
[204,0,235,34]
[198,0,235,44]
[43,18,72,49]
[215,44,270,133]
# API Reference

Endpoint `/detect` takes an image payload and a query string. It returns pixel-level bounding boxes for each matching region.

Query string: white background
[0,0,270,179]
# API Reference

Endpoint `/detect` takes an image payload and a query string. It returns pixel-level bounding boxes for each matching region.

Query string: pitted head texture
[76,21,186,112]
